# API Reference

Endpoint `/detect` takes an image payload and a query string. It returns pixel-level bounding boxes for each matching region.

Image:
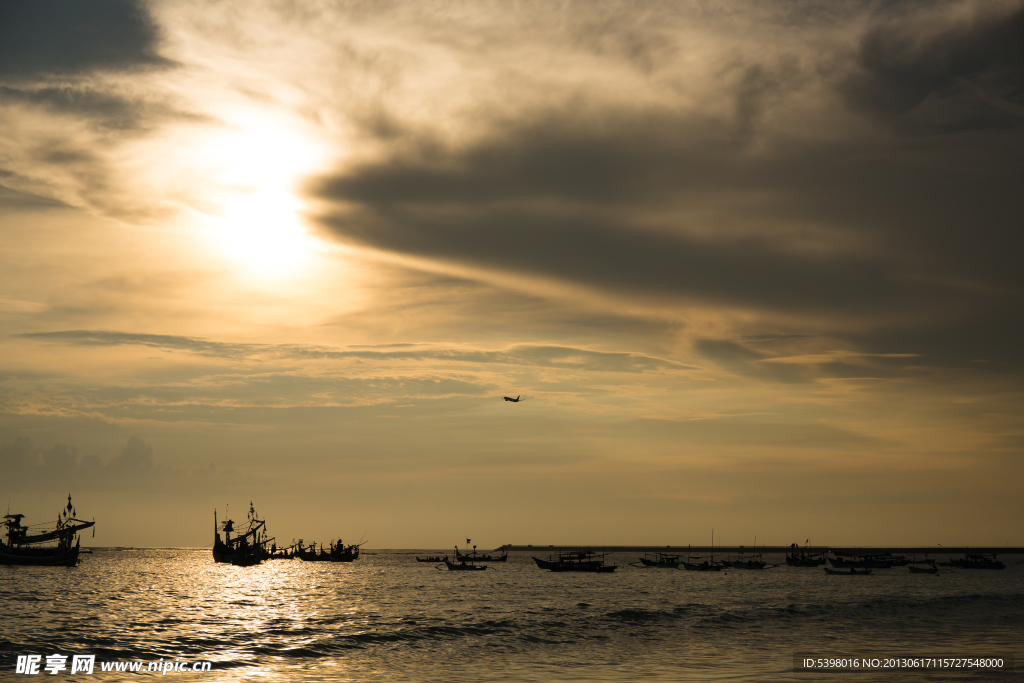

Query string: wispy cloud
[19,329,688,373]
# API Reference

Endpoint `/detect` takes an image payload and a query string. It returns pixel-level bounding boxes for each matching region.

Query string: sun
[195,116,326,277]
[211,189,316,275]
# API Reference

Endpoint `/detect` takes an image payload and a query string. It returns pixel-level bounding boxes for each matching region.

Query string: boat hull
[547,563,616,573]
[829,558,893,569]
[824,567,872,575]
[0,544,81,567]
[443,561,486,571]
[681,562,722,571]
[456,554,507,562]
[639,558,680,568]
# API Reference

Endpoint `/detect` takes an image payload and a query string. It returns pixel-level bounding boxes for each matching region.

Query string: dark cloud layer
[0,0,168,78]
[844,1,1024,126]
[314,113,1021,323]
[309,1,1024,369]
[1,85,147,129]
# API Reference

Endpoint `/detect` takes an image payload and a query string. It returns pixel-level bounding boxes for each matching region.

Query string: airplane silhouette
[503,395,521,402]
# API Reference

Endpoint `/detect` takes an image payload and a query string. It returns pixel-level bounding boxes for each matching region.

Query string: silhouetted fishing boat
[295,538,362,562]
[724,557,767,570]
[417,555,448,563]
[442,559,487,570]
[681,559,722,571]
[824,567,872,575]
[786,542,825,566]
[267,541,299,559]
[441,546,487,570]
[296,541,322,561]
[231,543,262,567]
[455,543,507,563]
[213,502,272,566]
[328,539,362,562]
[534,550,616,572]
[681,533,724,571]
[1,495,94,567]
[637,552,681,568]
[722,540,766,569]
[828,552,894,569]
[950,553,1005,569]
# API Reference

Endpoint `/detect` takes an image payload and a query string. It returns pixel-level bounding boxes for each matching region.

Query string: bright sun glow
[212,190,317,274]
[195,114,326,277]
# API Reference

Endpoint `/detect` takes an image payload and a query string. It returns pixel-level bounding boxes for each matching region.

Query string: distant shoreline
[77,545,1024,554]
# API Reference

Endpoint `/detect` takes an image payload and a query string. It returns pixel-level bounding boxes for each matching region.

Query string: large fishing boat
[213,502,273,566]
[1,495,95,567]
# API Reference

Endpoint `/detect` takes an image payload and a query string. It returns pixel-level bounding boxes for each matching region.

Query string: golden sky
[1,0,1023,547]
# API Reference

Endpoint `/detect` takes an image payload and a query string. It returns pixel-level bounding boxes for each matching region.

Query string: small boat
[327,538,362,562]
[534,550,616,572]
[824,567,872,575]
[1,495,95,567]
[637,552,681,568]
[455,544,507,563]
[417,555,448,563]
[267,542,300,559]
[723,540,767,569]
[441,546,486,570]
[786,542,825,567]
[828,552,894,569]
[441,559,487,570]
[724,557,767,570]
[949,553,1006,569]
[909,565,938,574]
[681,560,722,572]
[681,534,724,571]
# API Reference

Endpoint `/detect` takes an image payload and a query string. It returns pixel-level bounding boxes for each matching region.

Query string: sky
[1,0,1022,549]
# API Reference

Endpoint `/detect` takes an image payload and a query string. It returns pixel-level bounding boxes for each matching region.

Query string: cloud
[312,112,967,321]
[19,330,685,373]
[0,180,69,209]
[842,0,1024,129]
[0,0,170,78]
[1,435,152,481]
[107,434,153,472]
[0,85,194,131]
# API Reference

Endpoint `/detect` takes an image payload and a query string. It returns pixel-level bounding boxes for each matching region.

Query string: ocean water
[2,549,1021,681]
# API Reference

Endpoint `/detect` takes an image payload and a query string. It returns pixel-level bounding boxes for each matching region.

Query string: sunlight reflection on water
[2,549,1022,682]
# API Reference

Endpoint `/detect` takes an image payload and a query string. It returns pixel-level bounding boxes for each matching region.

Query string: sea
[2,549,1021,682]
